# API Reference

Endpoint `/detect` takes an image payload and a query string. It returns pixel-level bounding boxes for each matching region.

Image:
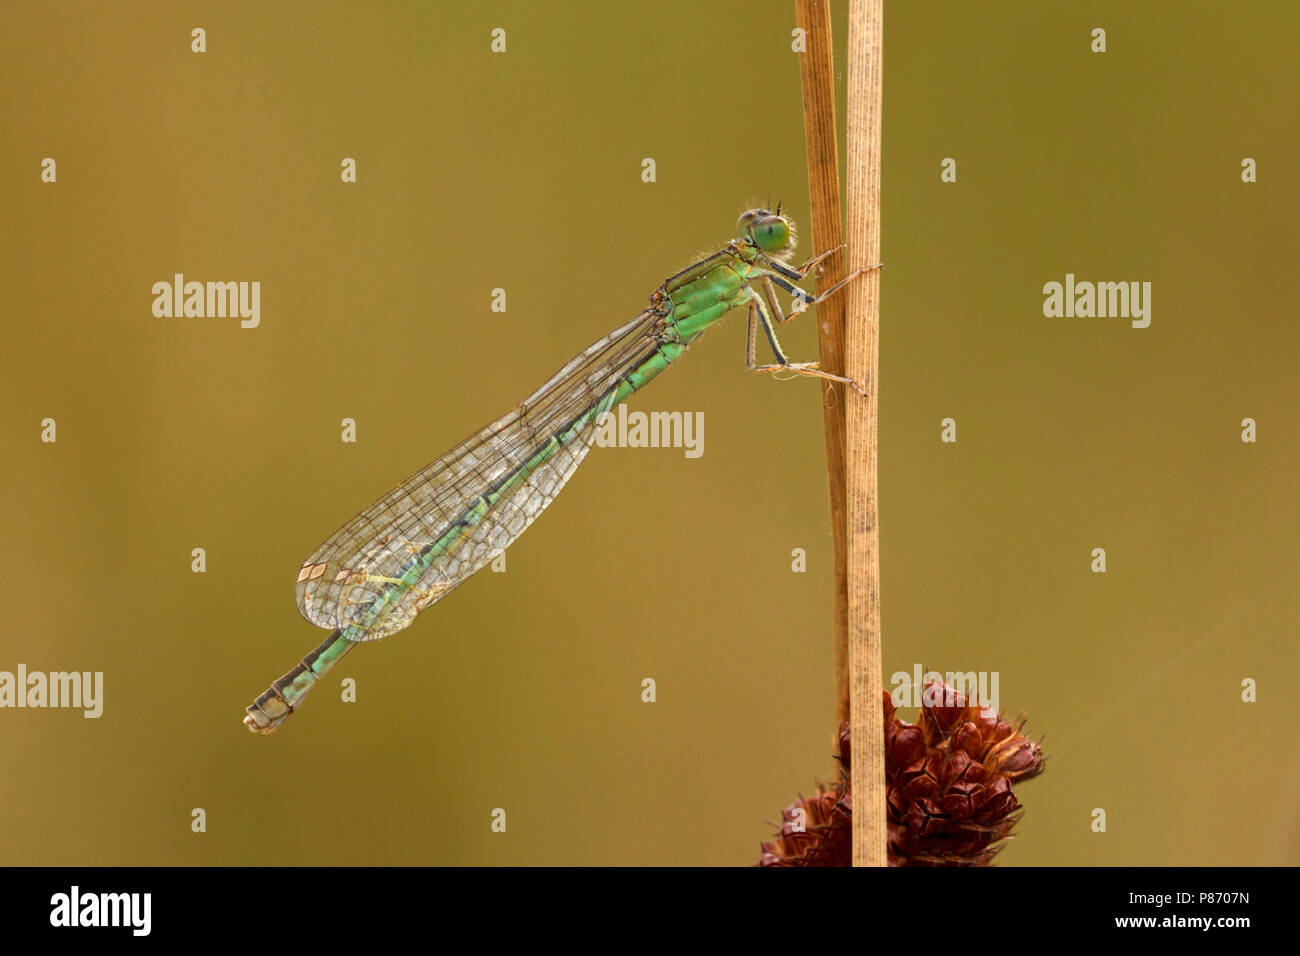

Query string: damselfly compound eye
[752,215,791,253]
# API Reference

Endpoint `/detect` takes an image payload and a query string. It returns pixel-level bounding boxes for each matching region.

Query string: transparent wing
[295,309,661,639]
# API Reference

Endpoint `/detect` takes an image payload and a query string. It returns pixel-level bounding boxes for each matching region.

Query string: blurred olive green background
[3,1,1298,866]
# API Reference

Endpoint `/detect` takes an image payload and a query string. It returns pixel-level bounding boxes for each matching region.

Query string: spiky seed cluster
[756,787,851,867]
[759,682,1045,867]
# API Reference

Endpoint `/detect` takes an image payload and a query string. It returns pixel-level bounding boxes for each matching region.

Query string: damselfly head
[737,208,794,255]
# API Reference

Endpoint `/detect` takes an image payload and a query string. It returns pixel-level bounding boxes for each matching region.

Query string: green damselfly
[244,208,867,734]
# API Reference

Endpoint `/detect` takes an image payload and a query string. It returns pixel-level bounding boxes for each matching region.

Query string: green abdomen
[669,263,754,342]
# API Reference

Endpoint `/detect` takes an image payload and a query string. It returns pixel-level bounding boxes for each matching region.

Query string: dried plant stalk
[795,0,851,729]
[844,0,886,867]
